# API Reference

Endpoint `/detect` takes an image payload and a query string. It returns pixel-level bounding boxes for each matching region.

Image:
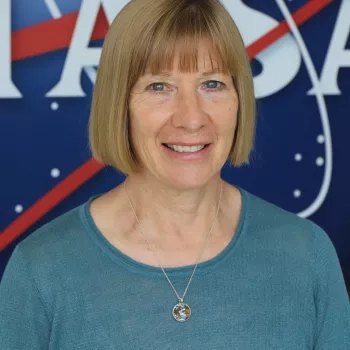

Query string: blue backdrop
[1,0,349,287]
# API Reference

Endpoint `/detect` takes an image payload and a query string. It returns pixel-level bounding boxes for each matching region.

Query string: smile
[165,144,207,153]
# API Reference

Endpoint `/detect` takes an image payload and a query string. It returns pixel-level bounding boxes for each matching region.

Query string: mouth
[163,144,210,153]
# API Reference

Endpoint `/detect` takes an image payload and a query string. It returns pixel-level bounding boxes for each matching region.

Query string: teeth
[166,144,206,153]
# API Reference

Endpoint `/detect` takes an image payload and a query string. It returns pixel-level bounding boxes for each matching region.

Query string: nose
[172,88,208,132]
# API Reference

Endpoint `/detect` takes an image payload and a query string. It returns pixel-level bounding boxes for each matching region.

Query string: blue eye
[150,83,165,91]
[205,80,223,89]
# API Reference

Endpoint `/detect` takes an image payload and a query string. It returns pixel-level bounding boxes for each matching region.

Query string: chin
[163,170,218,190]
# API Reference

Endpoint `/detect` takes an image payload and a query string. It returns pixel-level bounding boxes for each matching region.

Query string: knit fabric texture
[1,189,349,349]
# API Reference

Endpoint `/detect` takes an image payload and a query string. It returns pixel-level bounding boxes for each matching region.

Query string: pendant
[172,299,191,322]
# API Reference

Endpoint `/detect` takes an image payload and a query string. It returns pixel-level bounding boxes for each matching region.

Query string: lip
[163,142,210,147]
[162,143,212,161]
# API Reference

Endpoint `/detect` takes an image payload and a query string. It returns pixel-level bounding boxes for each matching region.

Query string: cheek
[129,106,167,142]
[226,95,239,127]
[130,97,175,135]
[230,104,239,127]
[211,102,239,133]
[129,99,153,135]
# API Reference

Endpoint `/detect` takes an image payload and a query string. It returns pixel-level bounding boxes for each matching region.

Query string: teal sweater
[1,189,349,349]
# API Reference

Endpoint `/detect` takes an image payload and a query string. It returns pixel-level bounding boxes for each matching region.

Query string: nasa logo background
[1,0,349,283]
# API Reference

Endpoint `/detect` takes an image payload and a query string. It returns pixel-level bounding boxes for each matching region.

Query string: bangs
[143,35,229,75]
[133,2,238,77]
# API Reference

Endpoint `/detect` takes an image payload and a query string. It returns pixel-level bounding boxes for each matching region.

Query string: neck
[124,174,223,242]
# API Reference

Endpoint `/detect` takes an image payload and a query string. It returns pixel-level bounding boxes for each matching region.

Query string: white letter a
[309,0,350,95]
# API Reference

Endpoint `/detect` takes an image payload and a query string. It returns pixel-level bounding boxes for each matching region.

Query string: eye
[205,80,224,90]
[150,83,166,92]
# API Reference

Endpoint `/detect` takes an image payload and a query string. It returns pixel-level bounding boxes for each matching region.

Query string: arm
[311,224,350,349]
[0,246,50,349]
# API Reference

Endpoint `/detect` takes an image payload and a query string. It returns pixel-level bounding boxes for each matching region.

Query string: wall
[1,0,349,287]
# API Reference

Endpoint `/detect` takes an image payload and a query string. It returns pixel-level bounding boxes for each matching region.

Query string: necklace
[124,180,223,322]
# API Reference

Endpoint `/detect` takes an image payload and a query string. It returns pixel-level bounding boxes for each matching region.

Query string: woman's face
[128,41,239,189]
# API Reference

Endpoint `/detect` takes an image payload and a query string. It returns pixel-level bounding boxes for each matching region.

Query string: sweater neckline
[80,187,248,277]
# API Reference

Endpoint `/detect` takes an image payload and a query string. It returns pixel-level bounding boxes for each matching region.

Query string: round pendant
[172,301,191,322]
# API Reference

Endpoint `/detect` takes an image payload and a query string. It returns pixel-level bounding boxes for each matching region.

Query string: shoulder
[15,200,91,265]
[3,199,101,315]
[241,189,345,288]
[241,188,332,255]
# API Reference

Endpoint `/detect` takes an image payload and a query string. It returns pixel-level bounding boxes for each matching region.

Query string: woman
[1,0,349,348]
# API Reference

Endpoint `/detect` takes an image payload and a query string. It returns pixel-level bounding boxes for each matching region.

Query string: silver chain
[124,180,223,302]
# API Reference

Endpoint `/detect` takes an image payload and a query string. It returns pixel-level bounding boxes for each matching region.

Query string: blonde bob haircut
[89,0,256,174]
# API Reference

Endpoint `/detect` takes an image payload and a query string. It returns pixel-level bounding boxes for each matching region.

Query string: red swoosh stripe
[12,0,332,62]
[0,0,333,251]
[12,7,109,61]
[0,160,105,250]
